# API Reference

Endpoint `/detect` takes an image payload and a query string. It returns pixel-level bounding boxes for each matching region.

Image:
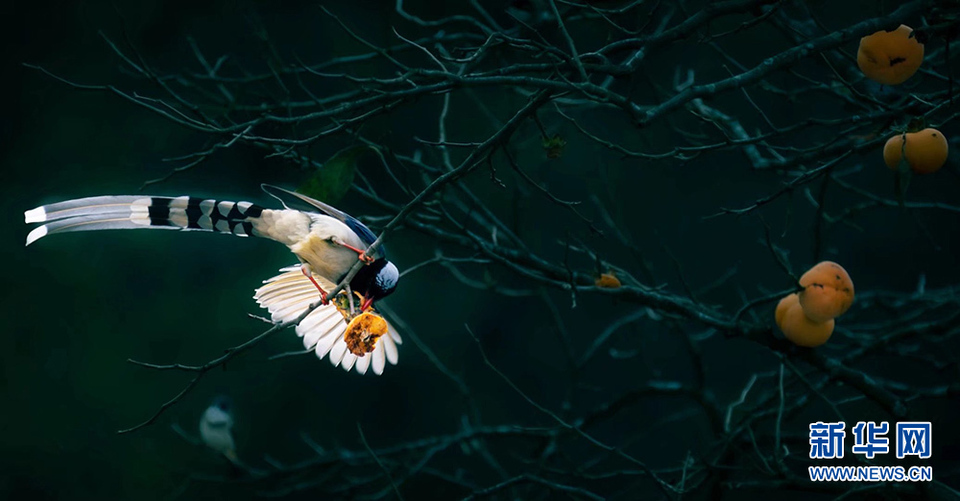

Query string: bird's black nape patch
[347,259,398,300]
[345,259,386,294]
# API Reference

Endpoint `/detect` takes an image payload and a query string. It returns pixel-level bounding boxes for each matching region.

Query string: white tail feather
[24,195,274,246]
[254,265,401,375]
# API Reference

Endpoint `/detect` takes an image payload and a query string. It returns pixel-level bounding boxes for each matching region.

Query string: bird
[23,184,403,375]
[199,395,239,463]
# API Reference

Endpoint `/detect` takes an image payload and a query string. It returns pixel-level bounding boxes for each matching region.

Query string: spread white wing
[254,266,401,375]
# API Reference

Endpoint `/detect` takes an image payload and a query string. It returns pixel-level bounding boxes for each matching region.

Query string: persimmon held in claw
[883,128,949,174]
[857,25,924,85]
[344,311,388,356]
[775,293,835,348]
[798,261,855,323]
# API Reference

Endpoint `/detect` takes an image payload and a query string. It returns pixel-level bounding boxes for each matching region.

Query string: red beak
[360,296,374,312]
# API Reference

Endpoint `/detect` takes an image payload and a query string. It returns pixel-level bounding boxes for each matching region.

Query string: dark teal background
[3,1,959,499]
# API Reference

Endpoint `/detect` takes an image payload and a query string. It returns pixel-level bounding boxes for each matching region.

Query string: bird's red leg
[336,241,375,264]
[301,265,329,304]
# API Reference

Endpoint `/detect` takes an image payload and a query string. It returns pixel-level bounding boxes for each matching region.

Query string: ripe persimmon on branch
[27,0,960,498]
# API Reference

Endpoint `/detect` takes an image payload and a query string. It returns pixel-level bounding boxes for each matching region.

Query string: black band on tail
[24,194,270,245]
[145,196,265,236]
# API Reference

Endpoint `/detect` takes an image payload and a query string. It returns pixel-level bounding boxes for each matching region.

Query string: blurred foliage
[298,146,370,205]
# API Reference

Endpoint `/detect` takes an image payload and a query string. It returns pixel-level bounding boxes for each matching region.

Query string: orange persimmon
[798,261,855,323]
[883,128,949,174]
[595,272,622,288]
[343,311,388,356]
[857,25,924,85]
[775,293,835,347]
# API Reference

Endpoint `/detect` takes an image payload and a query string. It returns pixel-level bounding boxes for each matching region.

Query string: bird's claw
[334,238,375,265]
[302,265,331,304]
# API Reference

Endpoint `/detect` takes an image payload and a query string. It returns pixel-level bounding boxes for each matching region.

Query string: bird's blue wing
[261,184,381,248]
[341,217,378,246]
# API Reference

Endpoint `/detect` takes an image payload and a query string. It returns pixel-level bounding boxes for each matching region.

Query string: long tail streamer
[25,195,267,245]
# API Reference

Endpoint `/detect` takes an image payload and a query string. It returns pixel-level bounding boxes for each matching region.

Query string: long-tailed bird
[24,184,402,375]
